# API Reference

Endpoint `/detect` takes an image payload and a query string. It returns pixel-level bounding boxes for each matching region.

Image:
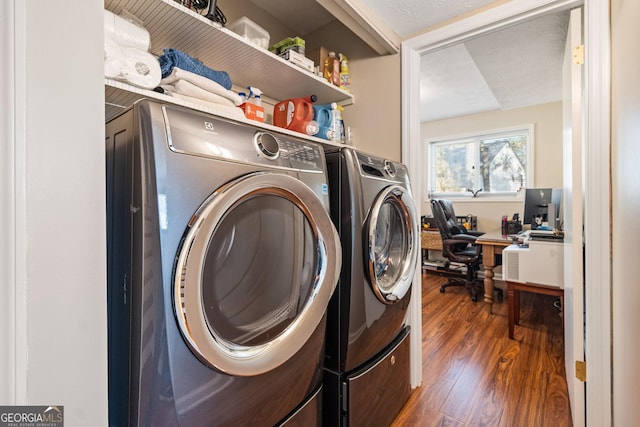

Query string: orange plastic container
[241,102,265,122]
[273,95,317,133]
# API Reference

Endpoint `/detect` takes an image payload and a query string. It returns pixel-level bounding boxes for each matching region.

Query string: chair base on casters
[439,278,482,301]
[439,264,482,301]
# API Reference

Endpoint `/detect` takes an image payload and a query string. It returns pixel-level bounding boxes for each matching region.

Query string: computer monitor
[523,188,561,229]
[550,188,563,229]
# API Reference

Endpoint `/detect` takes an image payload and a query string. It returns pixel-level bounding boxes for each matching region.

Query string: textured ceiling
[420,11,570,122]
[248,1,571,123]
[360,0,497,37]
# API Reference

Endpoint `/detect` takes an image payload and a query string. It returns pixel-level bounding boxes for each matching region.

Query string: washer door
[366,184,419,303]
[174,172,341,376]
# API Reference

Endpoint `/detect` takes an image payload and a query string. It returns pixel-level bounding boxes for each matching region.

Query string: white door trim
[401,0,612,424]
[562,8,585,426]
[583,0,612,424]
[0,0,29,404]
[401,42,423,389]
[402,0,582,54]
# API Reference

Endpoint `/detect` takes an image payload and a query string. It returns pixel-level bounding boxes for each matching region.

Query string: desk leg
[482,244,496,308]
[507,283,515,339]
[514,289,521,325]
[483,267,495,305]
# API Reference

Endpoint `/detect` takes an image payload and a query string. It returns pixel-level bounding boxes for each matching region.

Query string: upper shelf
[104,0,354,106]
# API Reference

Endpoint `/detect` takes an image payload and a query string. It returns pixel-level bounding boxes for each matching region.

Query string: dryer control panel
[356,151,409,182]
[162,104,325,173]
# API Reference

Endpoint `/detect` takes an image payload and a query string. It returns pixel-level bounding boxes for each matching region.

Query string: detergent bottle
[312,103,334,140]
[273,95,318,134]
[312,104,333,128]
[338,53,350,91]
[330,103,342,143]
[323,52,335,82]
[304,120,320,136]
[323,52,340,86]
[337,105,345,143]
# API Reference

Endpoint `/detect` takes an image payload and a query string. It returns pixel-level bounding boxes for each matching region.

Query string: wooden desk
[420,229,512,308]
[506,281,564,339]
[474,232,513,306]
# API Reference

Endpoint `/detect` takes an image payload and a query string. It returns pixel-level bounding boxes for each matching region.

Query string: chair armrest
[449,234,477,244]
[467,230,485,237]
[442,236,482,261]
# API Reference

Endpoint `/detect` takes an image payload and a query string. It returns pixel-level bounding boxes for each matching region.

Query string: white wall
[420,101,564,230]
[347,54,401,160]
[1,0,108,424]
[611,0,640,424]
[304,20,402,161]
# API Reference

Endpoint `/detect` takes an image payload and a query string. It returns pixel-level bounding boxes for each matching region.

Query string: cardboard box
[240,102,265,122]
[279,49,314,72]
[270,36,306,55]
[307,46,330,70]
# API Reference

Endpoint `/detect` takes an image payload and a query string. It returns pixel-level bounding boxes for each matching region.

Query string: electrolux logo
[0,406,63,427]
[203,121,220,136]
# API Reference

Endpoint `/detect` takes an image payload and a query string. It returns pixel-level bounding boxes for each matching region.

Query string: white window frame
[424,124,535,202]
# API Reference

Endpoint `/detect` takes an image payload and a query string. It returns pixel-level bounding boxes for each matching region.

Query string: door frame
[562,7,585,426]
[401,0,612,425]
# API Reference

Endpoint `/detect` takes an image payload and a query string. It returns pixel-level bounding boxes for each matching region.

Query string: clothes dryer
[323,147,419,426]
[106,100,341,426]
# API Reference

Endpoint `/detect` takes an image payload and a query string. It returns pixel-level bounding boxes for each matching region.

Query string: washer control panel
[273,136,323,166]
[162,104,325,172]
[255,132,280,159]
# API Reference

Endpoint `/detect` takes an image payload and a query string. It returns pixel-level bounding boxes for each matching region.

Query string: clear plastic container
[228,17,270,49]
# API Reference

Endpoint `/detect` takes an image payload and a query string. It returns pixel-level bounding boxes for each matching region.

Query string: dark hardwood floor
[392,273,572,427]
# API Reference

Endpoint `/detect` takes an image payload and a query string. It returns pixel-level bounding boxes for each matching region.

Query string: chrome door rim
[174,172,340,376]
[366,184,419,303]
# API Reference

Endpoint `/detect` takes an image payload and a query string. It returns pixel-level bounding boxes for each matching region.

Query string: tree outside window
[428,127,531,197]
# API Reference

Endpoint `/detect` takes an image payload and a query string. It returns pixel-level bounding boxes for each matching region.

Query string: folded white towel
[161,89,246,121]
[161,67,243,106]
[171,79,236,107]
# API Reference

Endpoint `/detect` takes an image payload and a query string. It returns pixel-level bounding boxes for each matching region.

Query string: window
[427,126,532,198]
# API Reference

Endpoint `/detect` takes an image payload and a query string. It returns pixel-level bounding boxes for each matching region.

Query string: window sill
[427,193,524,203]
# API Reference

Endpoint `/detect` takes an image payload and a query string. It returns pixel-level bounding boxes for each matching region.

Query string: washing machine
[322,147,419,426]
[106,100,341,426]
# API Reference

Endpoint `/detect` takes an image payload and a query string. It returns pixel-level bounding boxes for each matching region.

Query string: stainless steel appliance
[323,147,419,426]
[106,100,341,426]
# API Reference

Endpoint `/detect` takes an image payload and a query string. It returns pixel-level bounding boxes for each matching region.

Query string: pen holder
[504,220,522,235]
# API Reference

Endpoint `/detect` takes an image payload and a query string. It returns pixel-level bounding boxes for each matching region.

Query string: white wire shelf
[104,0,354,115]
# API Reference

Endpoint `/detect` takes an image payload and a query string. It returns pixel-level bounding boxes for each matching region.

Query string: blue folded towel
[158,48,232,90]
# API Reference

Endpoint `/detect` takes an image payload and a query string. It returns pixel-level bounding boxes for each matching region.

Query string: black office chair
[430,199,484,301]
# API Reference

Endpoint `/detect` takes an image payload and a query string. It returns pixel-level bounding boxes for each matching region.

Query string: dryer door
[174,172,341,376]
[366,184,419,303]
